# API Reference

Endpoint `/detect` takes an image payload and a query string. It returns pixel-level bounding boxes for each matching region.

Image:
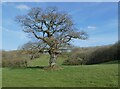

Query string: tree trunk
[49,53,57,68]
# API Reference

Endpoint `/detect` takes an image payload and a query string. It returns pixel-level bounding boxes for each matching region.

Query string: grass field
[2,54,119,87]
[0,68,2,88]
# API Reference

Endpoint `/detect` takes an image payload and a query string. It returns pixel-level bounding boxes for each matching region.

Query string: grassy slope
[0,68,2,88]
[2,54,118,87]
[28,54,66,66]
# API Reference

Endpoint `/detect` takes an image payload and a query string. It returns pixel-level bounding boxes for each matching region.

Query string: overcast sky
[1,2,118,50]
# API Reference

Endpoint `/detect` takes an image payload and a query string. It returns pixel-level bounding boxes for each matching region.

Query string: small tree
[16,7,88,67]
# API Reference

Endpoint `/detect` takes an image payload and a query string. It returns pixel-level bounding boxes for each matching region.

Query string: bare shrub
[2,50,29,68]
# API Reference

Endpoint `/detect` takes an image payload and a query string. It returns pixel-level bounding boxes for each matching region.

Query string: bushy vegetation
[63,42,119,65]
[2,50,29,68]
[0,51,2,67]
[2,42,119,67]
[86,43,118,64]
[62,51,85,65]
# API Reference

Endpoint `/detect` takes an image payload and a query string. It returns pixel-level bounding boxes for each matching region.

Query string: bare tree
[19,41,47,60]
[16,7,88,68]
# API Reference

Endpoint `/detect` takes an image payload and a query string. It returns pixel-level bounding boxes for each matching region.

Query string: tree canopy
[16,7,88,67]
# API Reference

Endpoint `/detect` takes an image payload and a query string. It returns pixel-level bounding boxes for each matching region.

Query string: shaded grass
[101,60,119,64]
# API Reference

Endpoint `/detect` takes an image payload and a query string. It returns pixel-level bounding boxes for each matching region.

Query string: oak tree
[16,7,88,67]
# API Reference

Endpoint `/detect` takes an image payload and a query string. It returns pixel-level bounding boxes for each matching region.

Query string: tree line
[63,42,119,65]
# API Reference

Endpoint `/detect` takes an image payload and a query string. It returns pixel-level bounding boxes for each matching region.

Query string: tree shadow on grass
[102,60,119,64]
[27,65,63,70]
[27,66,46,69]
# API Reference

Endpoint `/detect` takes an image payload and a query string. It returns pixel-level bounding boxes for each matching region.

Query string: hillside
[63,42,119,65]
[2,43,119,87]
[1,42,119,68]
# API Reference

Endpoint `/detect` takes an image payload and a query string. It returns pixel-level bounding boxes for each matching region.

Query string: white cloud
[16,4,30,10]
[87,26,96,29]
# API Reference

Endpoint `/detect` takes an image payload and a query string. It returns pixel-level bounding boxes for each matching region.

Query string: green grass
[2,55,118,87]
[28,54,66,66]
[0,68,2,88]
